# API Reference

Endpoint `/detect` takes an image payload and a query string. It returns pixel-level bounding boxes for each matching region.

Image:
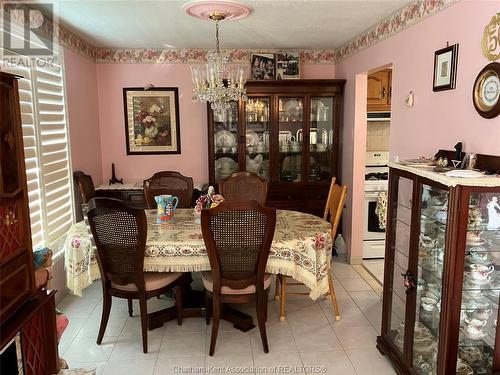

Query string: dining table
[64,208,333,330]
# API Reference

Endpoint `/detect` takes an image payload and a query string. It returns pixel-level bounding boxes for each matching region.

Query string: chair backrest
[74,171,95,203]
[218,172,268,205]
[323,177,348,239]
[143,171,194,209]
[73,171,96,222]
[87,198,147,289]
[201,200,276,292]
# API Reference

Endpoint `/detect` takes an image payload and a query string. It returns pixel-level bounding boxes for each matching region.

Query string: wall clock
[473,62,500,119]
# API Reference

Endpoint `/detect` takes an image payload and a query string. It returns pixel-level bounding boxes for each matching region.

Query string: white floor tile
[300,350,357,375]
[333,325,378,350]
[109,334,162,360]
[250,324,296,353]
[292,324,343,352]
[286,304,329,330]
[67,361,106,375]
[338,278,374,292]
[346,347,397,374]
[165,316,208,333]
[120,316,165,337]
[64,336,117,362]
[253,351,303,368]
[159,332,206,358]
[103,359,156,375]
[324,306,372,327]
[205,353,254,370]
[78,316,127,338]
[154,356,205,375]
[205,331,252,356]
[58,295,100,318]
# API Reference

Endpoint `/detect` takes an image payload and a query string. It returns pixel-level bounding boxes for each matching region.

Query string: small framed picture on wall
[276,52,300,79]
[251,53,276,80]
[433,43,459,91]
[123,87,181,155]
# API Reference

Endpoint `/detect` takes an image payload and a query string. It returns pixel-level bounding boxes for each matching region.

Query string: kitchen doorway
[361,65,392,286]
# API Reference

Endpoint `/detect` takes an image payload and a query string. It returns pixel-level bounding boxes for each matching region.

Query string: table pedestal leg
[147,288,255,332]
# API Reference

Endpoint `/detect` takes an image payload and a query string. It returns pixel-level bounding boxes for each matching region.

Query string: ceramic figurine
[487,197,500,229]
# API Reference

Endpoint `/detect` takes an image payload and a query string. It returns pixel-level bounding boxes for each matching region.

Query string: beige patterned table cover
[64,209,333,299]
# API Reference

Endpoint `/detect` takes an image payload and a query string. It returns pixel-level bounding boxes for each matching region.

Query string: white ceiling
[44,0,411,49]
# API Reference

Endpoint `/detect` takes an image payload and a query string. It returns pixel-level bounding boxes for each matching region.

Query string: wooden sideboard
[95,184,147,209]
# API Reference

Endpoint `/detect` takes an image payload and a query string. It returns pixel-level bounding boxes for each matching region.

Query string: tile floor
[362,259,385,285]
[57,257,395,375]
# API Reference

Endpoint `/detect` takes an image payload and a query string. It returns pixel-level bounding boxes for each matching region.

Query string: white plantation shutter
[1,22,74,252]
[33,53,73,244]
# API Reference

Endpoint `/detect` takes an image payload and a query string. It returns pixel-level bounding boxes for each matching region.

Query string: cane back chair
[201,200,276,356]
[143,171,194,209]
[218,172,268,205]
[275,177,348,321]
[87,198,189,353]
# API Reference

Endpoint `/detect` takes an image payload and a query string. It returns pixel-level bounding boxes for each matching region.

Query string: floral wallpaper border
[4,0,461,64]
[333,0,461,63]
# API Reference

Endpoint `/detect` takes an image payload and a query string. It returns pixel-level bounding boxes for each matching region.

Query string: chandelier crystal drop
[190,13,248,111]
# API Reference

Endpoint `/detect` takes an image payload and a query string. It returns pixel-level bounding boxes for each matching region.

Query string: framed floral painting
[123,87,181,155]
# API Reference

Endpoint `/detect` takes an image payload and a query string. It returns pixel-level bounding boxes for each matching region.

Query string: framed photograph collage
[251,52,300,80]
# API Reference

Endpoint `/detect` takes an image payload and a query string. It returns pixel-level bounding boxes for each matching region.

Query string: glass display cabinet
[207,80,345,216]
[378,155,500,375]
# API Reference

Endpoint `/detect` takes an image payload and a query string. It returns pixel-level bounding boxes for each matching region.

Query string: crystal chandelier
[190,13,248,111]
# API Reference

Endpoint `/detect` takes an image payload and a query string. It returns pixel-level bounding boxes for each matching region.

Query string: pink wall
[94,63,335,185]
[335,0,500,262]
[96,64,209,185]
[64,48,103,184]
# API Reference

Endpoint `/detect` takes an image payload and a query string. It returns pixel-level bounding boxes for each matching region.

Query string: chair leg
[127,298,133,317]
[279,275,287,322]
[175,286,183,326]
[96,292,111,345]
[274,275,280,300]
[209,293,221,356]
[264,289,269,323]
[256,292,269,353]
[139,294,149,353]
[204,291,211,325]
[328,271,340,321]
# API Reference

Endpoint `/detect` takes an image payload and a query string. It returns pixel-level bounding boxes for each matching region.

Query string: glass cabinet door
[278,97,304,182]
[413,184,449,374]
[387,176,414,358]
[456,191,499,374]
[309,97,334,182]
[213,102,239,182]
[245,97,270,181]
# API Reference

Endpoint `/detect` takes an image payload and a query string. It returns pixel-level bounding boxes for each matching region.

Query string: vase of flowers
[194,186,224,222]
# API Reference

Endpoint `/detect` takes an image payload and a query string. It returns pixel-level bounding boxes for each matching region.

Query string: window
[1,22,74,255]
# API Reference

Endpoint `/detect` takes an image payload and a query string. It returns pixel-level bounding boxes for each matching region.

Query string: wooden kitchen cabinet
[367,69,392,112]
[207,79,345,217]
[378,154,500,374]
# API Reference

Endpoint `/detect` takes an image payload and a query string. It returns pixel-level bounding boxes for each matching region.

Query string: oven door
[364,191,386,240]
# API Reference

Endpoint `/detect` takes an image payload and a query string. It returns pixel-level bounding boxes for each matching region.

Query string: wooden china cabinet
[378,153,500,375]
[207,79,345,216]
[0,71,59,374]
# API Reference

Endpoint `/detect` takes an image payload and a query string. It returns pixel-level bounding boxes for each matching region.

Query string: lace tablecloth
[64,209,333,299]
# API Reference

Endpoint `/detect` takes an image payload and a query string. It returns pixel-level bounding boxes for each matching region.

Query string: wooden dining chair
[201,200,276,356]
[218,171,268,205]
[275,177,348,321]
[143,171,194,209]
[73,171,96,222]
[87,197,189,353]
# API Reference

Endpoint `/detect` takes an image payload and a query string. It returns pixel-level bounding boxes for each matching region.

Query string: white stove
[363,151,389,259]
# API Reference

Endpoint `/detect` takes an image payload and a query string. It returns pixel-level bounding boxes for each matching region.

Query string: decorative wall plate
[473,62,500,119]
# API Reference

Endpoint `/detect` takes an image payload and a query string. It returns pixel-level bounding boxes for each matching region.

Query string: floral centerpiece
[195,186,224,215]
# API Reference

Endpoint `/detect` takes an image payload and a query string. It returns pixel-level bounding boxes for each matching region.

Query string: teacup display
[471,308,492,321]
[420,234,437,250]
[421,297,437,312]
[435,208,448,222]
[467,230,484,245]
[464,317,487,339]
[456,358,474,375]
[469,264,494,280]
[316,143,327,152]
[459,347,484,364]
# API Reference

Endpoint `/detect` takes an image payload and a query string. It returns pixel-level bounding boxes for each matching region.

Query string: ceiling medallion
[184,1,252,112]
[183,0,252,21]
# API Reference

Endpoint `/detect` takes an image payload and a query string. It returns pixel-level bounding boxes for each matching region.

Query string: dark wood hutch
[0,71,59,374]
[207,79,345,216]
[378,152,500,374]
